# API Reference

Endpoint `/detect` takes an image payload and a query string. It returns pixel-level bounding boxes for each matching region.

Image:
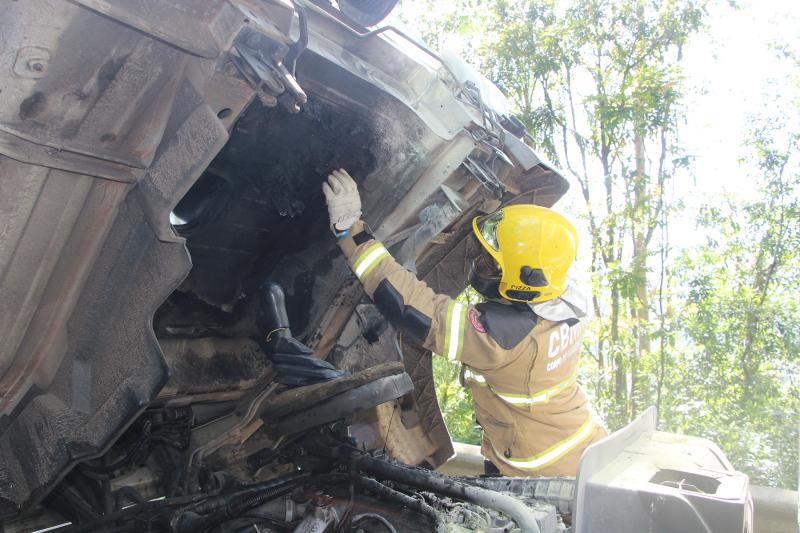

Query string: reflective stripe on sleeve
[463,369,577,406]
[352,242,390,281]
[492,415,594,472]
[444,301,467,361]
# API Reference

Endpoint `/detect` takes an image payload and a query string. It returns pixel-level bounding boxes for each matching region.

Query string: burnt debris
[155,93,381,358]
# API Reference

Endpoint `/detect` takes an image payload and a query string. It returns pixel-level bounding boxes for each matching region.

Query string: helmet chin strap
[468,253,589,321]
[468,257,502,300]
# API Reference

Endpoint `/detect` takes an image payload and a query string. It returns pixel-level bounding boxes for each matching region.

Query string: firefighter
[323,168,608,477]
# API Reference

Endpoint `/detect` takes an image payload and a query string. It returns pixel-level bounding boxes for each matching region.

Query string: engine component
[457,476,575,516]
[171,472,311,533]
[355,475,444,531]
[335,449,545,533]
[187,383,279,472]
[264,362,406,419]
[293,491,339,533]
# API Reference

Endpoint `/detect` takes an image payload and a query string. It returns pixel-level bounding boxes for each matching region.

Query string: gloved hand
[322,168,362,233]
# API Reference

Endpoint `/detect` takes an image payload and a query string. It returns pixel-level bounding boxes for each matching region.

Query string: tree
[433,289,483,445]
[471,0,706,426]
[668,121,799,487]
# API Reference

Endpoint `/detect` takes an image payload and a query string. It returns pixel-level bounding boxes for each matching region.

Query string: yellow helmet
[470,205,578,303]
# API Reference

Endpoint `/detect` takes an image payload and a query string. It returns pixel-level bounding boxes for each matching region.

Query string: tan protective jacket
[339,225,607,477]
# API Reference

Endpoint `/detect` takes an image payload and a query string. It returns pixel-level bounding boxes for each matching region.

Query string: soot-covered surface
[161,94,379,318]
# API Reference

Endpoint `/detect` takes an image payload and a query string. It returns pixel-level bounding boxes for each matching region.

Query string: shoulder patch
[475,301,537,350]
[468,308,486,333]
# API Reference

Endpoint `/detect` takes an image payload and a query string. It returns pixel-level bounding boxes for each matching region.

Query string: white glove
[322,168,362,233]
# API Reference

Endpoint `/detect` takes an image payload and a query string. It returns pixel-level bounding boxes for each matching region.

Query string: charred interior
[152,55,427,398]
[157,93,379,340]
[1,2,579,531]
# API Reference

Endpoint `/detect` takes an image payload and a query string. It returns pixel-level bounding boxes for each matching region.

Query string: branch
[645,127,669,246]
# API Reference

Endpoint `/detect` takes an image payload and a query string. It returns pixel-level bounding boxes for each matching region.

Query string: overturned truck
[0,1,753,531]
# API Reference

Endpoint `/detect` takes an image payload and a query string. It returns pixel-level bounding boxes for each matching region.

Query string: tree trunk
[630,129,650,419]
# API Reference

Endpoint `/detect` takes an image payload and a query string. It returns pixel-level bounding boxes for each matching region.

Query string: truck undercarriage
[0,1,755,532]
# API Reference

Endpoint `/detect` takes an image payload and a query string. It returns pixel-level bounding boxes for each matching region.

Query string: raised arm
[323,169,513,371]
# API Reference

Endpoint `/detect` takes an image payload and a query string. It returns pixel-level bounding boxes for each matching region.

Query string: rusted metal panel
[0,164,129,413]
[0,0,243,514]
[70,0,224,59]
[1,1,191,168]
[0,187,190,512]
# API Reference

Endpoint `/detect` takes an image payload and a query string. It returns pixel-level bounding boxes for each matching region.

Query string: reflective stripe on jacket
[463,367,578,406]
[338,224,607,477]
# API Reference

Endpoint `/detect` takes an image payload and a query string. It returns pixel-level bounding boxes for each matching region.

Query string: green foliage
[666,124,800,487]
[432,288,483,446]
[432,356,481,445]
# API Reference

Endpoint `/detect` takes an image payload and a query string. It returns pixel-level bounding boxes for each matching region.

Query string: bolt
[311,491,333,507]
[27,60,45,72]
[271,44,289,61]
[256,92,278,108]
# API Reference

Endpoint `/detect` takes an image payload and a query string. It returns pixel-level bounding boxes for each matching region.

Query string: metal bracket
[463,156,505,197]
[233,27,308,113]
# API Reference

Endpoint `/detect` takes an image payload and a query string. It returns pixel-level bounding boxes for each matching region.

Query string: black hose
[457,475,575,516]
[308,473,443,532]
[63,472,309,533]
[229,483,296,515]
[172,472,312,533]
[174,485,298,533]
[78,437,148,476]
[61,494,204,533]
[355,476,445,533]
[355,455,542,533]
[259,282,291,333]
[113,486,145,509]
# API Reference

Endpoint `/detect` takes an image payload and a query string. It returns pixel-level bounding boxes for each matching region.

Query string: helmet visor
[475,211,504,251]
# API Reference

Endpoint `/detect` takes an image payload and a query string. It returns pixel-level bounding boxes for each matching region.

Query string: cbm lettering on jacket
[339,223,607,477]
